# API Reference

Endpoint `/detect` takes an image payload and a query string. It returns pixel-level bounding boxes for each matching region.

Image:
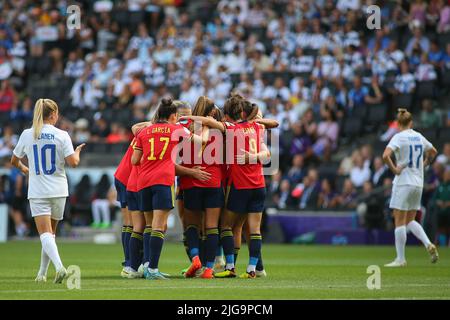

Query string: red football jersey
[225,121,265,189]
[178,119,194,190]
[135,122,191,190]
[184,129,223,189]
[114,138,135,185]
[126,164,139,192]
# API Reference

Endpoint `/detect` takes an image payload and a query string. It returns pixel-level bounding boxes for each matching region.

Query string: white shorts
[389,185,422,211]
[29,197,67,221]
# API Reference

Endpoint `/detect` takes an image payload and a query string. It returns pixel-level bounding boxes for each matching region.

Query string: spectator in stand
[312,107,339,160]
[90,117,111,142]
[317,178,337,209]
[0,125,18,160]
[371,156,391,188]
[364,75,384,105]
[435,169,450,246]
[289,122,312,158]
[419,99,442,128]
[350,153,371,188]
[286,154,306,185]
[91,174,114,229]
[64,50,85,78]
[394,60,416,94]
[428,40,444,69]
[106,123,129,144]
[7,164,29,237]
[0,80,15,113]
[73,118,91,144]
[415,53,437,81]
[334,178,358,209]
[436,143,450,166]
[437,0,450,33]
[298,169,320,209]
[347,76,368,111]
[405,23,430,56]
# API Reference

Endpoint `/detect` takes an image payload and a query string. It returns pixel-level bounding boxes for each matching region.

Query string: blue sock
[234,247,240,265]
[438,234,447,247]
[185,225,199,258]
[205,228,219,269]
[248,234,262,273]
[220,229,234,268]
[183,233,192,261]
[124,226,132,267]
[121,226,126,261]
[200,235,207,266]
[149,230,165,270]
[129,231,143,271]
[256,252,264,271]
[143,226,152,265]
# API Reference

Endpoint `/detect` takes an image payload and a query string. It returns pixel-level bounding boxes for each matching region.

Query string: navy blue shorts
[184,187,224,211]
[114,178,127,209]
[139,185,175,212]
[226,184,266,214]
[127,191,140,211]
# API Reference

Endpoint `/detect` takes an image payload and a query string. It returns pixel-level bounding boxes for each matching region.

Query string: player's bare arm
[253,118,279,129]
[423,147,438,168]
[180,115,226,133]
[10,154,29,176]
[65,143,86,168]
[175,164,211,181]
[382,147,405,175]
[131,121,152,136]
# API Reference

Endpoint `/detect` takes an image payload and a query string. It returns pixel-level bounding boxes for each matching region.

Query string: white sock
[92,201,101,223]
[225,263,234,270]
[407,221,431,248]
[394,226,407,262]
[37,246,51,277]
[99,200,110,224]
[149,268,158,273]
[246,265,256,273]
[40,232,64,271]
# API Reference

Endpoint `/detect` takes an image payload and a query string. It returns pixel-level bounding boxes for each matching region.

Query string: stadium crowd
[0,0,449,240]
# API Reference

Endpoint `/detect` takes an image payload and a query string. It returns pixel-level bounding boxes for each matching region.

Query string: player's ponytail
[243,101,259,121]
[223,94,244,121]
[157,97,176,120]
[397,108,412,128]
[32,98,59,140]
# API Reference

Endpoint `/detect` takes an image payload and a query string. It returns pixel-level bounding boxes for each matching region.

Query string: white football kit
[387,129,433,211]
[13,124,75,220]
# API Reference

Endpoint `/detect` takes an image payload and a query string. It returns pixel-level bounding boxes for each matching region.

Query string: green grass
[0,241,449,299]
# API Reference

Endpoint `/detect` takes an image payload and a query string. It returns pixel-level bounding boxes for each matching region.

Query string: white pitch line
[0,283,449,294]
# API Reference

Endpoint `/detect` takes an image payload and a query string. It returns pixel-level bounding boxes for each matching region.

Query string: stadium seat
[109,142,129,154]
[393,93,413,110]
[416,128,438,144]
[91,143,109,153]
[64,107,81,122]
[438,127,450,142]
[342,117,362,138]
[416,81,436,100]
[352,104,368,119]
[366,103,388,125]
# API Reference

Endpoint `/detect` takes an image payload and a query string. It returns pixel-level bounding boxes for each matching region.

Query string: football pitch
[0,241,449,300]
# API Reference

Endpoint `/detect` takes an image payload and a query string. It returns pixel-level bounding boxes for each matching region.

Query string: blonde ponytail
[32,98,59,140]
[397,108,412,128]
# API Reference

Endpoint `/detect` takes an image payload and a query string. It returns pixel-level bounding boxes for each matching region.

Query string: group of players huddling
[10,94,440,284]
[114,93,278,280]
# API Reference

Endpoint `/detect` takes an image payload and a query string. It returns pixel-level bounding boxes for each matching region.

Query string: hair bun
[161,97,173,106]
